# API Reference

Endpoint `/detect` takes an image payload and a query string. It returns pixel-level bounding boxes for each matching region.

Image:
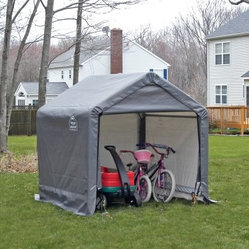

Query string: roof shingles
[207,9,249,40]
[241,71,249,78]
[21,82,68,95]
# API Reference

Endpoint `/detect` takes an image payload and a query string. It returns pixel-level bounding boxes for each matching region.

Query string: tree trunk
[0,0,14,153]
[73,1,83,85]
[6,0,40,135]
[38,0,54,108]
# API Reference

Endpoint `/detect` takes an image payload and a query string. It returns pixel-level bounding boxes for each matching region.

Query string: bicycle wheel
[152,169,176,203]
[136,175,152,202]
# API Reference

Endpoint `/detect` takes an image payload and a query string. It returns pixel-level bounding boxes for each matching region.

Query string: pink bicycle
[137,143,176,203]
[120,149,153,202]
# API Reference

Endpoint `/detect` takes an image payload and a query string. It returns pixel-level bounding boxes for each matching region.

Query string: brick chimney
[110,29,123,74]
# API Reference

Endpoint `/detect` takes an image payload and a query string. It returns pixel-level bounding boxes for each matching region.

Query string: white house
[207,9,249,107]
[14,82,68,106]
[48,29,170,88]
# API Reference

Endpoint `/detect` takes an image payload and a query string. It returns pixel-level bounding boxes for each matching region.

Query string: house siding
[207,35,249,106]
[48,68,73,87]
[123,42,168,75]
[79,50,110,83]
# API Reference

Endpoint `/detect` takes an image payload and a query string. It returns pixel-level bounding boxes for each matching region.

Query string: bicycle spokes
[136,175,152,202]
[152,170,176,203]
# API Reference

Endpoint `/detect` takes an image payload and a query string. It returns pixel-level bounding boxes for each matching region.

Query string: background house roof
[241,71,249,78]
[49,36,170,69]
[21,82,68,95]
[207,9,249,40]
[49,38,109,69]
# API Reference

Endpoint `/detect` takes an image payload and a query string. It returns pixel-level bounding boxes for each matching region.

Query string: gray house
[207,9,249,106]
[14,82,68,106]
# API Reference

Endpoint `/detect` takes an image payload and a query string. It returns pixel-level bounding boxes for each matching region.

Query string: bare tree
[73,1,83,85]
[0,0,31,153]
[38,0,54,108]
[0,0,39,153]
[38,0,144,107]
[229,0,249,4]
[0,0,13,153]
[6,0,40,135]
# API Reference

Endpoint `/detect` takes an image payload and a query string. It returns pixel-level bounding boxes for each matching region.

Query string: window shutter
[163,69,168,79]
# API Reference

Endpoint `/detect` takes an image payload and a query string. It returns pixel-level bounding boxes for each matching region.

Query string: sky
[34,0,247,43]
[51,0,198,40]
[104,0,198,32]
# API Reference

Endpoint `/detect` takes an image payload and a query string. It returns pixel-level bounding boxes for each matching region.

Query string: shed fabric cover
[37,72,209,216]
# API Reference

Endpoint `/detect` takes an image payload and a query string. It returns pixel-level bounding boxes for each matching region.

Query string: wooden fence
[9,105,37,135]
[207,106,249,135]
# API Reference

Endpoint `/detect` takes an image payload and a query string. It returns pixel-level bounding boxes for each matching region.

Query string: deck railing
[207,106,249,135]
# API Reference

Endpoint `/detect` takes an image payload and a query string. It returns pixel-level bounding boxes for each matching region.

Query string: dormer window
[215,42,230,65]
[18,92,25,97]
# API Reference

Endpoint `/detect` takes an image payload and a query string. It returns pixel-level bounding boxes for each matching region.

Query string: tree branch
[54,0,87,14]
[229,0,249,4]
[40,0,46,9]
[53,17,76,23]
[11,0,29,24]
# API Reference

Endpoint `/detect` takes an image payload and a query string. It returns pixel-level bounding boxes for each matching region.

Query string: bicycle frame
[119,150,150,192]
[146,154,165,184]
[136,143,175,188]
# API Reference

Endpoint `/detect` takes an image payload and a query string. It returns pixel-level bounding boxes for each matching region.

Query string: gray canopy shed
[37,72,209,216]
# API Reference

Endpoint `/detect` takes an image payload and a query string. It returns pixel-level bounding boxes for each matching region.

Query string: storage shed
[37,72,209,216]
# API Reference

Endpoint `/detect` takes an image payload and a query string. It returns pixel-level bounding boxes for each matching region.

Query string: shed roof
[21,82,68,95]
[207,9,249,40]
[43,72,207,120]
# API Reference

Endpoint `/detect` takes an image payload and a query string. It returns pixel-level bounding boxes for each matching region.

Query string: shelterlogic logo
[69,115,78,131]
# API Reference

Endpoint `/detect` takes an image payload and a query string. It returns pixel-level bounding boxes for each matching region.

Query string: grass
[1,135,249,249]
[8,135,37,155]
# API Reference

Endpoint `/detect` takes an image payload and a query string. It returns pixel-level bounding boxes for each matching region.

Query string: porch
[207,106,249,135]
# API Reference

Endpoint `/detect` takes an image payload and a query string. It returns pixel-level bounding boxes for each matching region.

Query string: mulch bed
[0,153,38,173]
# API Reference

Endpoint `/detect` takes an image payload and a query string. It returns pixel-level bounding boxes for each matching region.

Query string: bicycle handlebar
[104,145,116,151]
[119,150,135,156]
[136,143,176,155]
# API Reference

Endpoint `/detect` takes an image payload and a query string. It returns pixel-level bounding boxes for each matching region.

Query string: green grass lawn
[8,135,37,155]
[1,136,249,249]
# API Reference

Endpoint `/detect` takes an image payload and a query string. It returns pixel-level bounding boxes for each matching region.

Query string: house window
[149,68,168,80]
[215,85,227,104]
[18,92,25,97]
[215,42,230,65]
[32,99,38,106]
[18,99,25,106]
[69,70,72,79]
[61,70,64,79]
